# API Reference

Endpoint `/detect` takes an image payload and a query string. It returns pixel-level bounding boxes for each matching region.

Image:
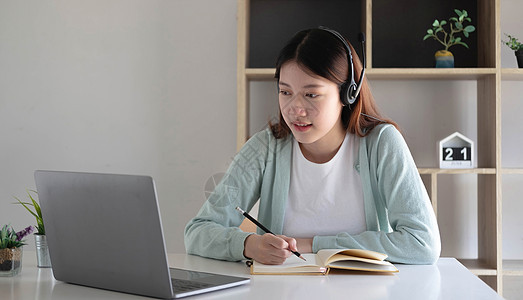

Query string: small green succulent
[0,225,33,249]
[502,33,523,51]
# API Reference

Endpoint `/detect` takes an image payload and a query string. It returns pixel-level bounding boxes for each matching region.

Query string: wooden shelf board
[246,68,276,80]
[245,68,498,81]
[501,68,523,81]
[458,259,498,276]
[501,168,523,174]
[417,168,496,175]
[367,68,497,80]
[503,260,523,276]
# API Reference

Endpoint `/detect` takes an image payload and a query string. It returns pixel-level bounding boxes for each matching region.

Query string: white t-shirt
[282,133,366,238]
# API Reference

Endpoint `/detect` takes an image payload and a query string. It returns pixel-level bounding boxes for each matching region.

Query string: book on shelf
[251,248,398,275]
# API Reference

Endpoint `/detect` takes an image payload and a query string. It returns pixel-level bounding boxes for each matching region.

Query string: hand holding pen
[236,207,306,264]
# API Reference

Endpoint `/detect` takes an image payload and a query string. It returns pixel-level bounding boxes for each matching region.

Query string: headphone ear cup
[339,83,350,106]
[340,83,357,106]
[347,83,357,105]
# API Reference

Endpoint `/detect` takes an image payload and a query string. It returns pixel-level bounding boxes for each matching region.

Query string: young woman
[185,28,440,265]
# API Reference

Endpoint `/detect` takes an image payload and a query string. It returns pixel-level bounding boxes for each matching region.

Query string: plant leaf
[464,25,475,33]
[440,20,447,26]
[15,197,39,219]
[455,22,463,30]
[433,20,439,27]
[427,29,433,34]
[29,195,43,219]
[423,34,432,40]
[464,31,469,38]
[456,41,469,48]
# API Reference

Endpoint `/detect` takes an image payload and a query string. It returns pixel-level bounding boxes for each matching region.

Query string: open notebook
[251,248,398,275]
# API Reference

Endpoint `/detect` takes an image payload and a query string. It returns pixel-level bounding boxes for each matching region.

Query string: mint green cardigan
[184,124,441,264]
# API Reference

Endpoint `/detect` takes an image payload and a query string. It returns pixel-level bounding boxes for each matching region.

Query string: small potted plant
[15,190,51,268]
[423,9,476,68]
[502,33,523,68]
[0,225,33,276]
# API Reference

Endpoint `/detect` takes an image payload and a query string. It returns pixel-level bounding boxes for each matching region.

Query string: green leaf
[440,20,447,26]
[15,198,39,219]
[450,17,458,22]
[464,31,469,38]
[464,25,475,33]
[427,29,433,34]
[432,20,439,27]
[435,27,443,33]
[455,22,463,30]
[454,9,462,17]
[462,10,468,17]
[456,41,469,48]
[423,34,432,40]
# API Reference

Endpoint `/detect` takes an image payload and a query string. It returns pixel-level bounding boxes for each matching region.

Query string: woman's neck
[298,123,346,164]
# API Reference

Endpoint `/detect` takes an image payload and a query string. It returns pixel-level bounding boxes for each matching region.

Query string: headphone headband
[318,27,366,107]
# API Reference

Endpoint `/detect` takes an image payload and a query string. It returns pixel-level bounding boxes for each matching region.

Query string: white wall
[0,0,237,253]
[0,0,521,262]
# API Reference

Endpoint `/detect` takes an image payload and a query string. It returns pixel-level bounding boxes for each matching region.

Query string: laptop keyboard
[171,278,213,293]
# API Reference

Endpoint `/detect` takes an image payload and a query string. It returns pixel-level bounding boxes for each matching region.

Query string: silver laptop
[34,170,250,299]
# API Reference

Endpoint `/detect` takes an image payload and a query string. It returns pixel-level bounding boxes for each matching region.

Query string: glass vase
[0,246,23,277]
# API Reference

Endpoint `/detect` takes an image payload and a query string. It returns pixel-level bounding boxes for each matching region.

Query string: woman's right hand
[243,233,297,265]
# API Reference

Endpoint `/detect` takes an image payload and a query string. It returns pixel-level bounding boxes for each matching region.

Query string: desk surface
[0,252,503,300]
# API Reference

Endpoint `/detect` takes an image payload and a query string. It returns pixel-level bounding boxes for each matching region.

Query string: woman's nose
[286,96,317,117]
[289,103,307,116]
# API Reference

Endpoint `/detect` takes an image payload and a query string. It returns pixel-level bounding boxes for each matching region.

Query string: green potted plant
[15,190,51,268]
[0,225,33,276]
[423,9,476,68]
[502,33,523,68]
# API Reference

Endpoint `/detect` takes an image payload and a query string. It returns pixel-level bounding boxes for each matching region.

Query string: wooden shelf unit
[237,0,522,295]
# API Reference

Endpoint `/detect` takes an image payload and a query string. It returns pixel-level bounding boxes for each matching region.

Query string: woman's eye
[305,93,319,98]
[279,90,291,96]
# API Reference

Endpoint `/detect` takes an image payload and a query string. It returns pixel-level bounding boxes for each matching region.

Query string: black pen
[236,206,306,261]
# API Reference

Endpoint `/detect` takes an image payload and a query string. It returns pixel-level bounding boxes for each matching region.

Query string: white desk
[0,252,503,300]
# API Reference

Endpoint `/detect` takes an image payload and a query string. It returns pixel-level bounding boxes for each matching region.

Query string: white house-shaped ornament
[439,132,474,169]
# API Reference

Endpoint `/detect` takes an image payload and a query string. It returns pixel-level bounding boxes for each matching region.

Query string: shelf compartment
[418,168,496,175]
[372,0,479,68]
[458,259,498,276]
[503,260,523,276]
[247,0,362,69]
